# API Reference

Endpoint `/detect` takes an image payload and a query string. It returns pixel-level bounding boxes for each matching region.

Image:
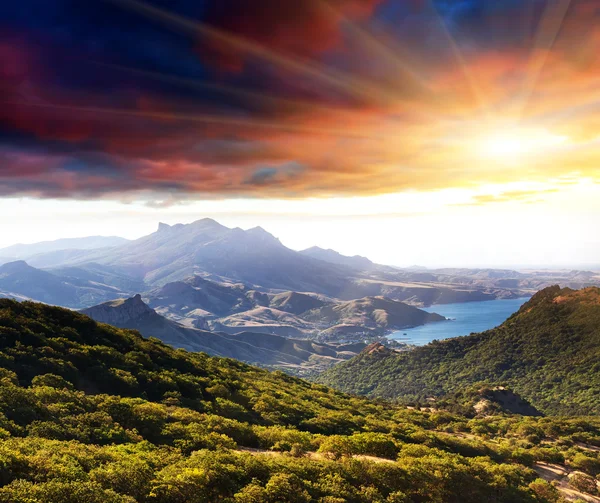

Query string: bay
[388,297,529,346]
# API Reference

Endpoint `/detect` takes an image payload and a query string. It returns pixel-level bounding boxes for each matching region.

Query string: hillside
[82,295,358,374]
[146,276,259,318]
[269,290,327,314]
[211,306,312,338]
[2,299,600,502]
[319,286,600,415]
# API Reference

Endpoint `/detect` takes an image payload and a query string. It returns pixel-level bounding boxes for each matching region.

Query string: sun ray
[425,0,491,120]
[106,0,411,107]
[316,0,434,97]
[515,0,573,120]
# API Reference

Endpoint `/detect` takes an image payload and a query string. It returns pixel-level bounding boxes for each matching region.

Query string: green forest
[319,286,600,416]
[1,297,600,502]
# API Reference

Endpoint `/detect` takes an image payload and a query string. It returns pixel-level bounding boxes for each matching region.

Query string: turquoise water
[389,297,529,346]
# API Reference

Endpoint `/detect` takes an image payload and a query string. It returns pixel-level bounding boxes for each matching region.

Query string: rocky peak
[189,218,227,230]
[82,294,155,326]
[245,226,280,243]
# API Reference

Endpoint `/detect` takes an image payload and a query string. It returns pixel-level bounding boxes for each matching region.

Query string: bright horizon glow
[2,179,599,270]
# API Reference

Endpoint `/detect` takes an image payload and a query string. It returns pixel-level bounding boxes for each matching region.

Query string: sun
[476,128,568,162]
[480,134,526,158]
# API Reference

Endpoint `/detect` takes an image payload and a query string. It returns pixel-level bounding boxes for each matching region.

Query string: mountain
[1,298,598,502]
[47,263,147,293]
[3,221,598,313]
[303,296,445,340]
[65,219,354,295]
[0,260,125,308]
[319,286,600,415]
[331,278,505,306]
[0,235,129,260]
[82,295,359,373]
[300,246,375,271]
[369,267,600,302]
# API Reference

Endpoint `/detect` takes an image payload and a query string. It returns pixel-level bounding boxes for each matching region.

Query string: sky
[1,0,599,267]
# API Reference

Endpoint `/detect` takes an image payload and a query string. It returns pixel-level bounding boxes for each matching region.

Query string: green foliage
[569,473,598,495]
[0,298,598,502]
[319,287,600,416]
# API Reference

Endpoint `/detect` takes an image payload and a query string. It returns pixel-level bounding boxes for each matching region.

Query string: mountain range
[79,285,443,367]
[0,235,129,263]
[0,260,128,307]
[0,218,572,311]
[81,294,362,374]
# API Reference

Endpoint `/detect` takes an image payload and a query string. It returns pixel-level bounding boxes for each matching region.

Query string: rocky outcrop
[82,294,155,325]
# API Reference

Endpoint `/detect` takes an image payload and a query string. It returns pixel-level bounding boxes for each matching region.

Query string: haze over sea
[389,297,529,346]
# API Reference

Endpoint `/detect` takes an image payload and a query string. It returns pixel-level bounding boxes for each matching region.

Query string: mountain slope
[211,306,313,337]
[269,290,327,314]
[82,295,358,372]
[319,286,600,415]
[146,276,258,318]
[0,298,598,502]
[146,277,325,331]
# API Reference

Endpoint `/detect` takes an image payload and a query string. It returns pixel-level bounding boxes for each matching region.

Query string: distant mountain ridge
[0,260,125,308]
[318,286,600,415]
[2,218,597,314]
[0,235,129,261]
